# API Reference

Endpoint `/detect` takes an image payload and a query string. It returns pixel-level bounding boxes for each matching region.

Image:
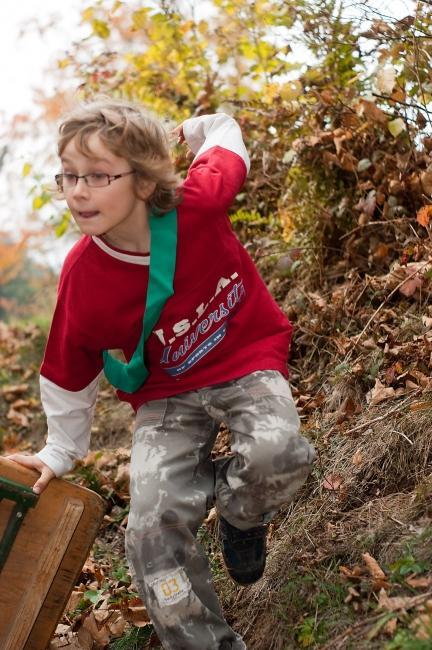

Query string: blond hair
[57,98,181,213]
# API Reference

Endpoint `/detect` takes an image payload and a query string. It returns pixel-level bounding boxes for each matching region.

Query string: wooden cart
[0,457,105,650]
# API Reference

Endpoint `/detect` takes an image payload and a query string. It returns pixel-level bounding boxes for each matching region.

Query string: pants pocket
[134,398,168,433]
[238,370,294,402]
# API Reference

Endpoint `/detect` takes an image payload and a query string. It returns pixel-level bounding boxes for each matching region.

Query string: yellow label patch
[151,568,191,607]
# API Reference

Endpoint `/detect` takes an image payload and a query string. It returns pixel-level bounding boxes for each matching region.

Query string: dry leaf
[204,506,217,525]
[1,383,29,399]
[76,627,93,650]
[378,588,425,612]
[420,170,432,195]
[399,275,423,297]
[417,205,432,227]
[357,99,388,125]
[367,379,396,406]
[107,613,127,637]
[410,401,432,412]
[93,609,111,625]
[308,292,327,309]
[6,407,29,428]
[384,617,398,636]
[66,590,84,613]
[363,552,386,580]
[322,474,343,490]
[123,604,151,627]
[410,612,432,640]
[82,612,110,646]
[50,628,88,650]
[55,624,72,636]
[95,452,117,469]
[114,463,130,487]
[376,64,396,95]
[352,449,363,466]
[406,575,432,589]
[362,337,377,350]
[10,398,33,409]
[373,243,390,260]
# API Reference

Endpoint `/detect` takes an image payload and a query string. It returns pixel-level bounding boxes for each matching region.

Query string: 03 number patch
[151,568,191,607]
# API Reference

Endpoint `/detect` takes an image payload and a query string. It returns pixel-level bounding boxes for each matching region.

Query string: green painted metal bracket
[0,476,39,572]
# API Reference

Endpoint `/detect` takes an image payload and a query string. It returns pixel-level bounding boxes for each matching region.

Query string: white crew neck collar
[92,236,150,265]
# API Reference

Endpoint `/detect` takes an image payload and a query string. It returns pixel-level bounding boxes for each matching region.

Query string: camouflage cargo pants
[125,370,316,650]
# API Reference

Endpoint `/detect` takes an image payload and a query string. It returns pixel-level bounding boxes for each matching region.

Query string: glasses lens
[86,173,110,187]
[60,174,77,189]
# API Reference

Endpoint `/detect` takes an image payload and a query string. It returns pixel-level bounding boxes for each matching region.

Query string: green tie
[102,208,177,393]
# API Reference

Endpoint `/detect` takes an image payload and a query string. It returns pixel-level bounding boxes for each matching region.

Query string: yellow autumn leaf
[81,7,94,22]
[92,19,110,39]
[32,196,44,210]
[131,8,149,30]
[22,163,32,177]
[111,0,122,13]
[388,117,406,138]
[57,58,71,69]
[32,193,50,211]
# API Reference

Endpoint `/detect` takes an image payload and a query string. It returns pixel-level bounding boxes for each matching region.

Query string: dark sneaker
[218,515,267,585]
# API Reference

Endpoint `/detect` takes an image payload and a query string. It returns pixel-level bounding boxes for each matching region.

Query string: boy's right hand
[5,453,56,494]
[170,124,185,144]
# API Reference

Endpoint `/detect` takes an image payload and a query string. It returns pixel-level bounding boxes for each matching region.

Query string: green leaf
[84,589,105,605]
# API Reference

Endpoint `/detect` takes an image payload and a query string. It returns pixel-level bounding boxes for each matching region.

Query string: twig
[389,516,406,526]
[372,92,432,116]
[342,395,416,436]
[339,218,412,240]
[321,590,432,649]
[392,429,414,445]
[344,260,431,362]
[413,1,432,131]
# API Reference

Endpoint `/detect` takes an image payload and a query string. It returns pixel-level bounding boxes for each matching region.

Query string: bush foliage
[37,0,431,277]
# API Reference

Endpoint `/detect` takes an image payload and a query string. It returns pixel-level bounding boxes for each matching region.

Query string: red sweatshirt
[37,113,293,476]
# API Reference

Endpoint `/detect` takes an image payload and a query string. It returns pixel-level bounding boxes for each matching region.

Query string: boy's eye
[88,173,107,180]
[86,173,110,186]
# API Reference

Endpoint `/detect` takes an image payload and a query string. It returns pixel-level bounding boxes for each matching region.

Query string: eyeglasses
[55,170,136,190]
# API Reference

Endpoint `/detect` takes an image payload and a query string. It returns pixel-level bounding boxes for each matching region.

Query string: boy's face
[60,133,150,248]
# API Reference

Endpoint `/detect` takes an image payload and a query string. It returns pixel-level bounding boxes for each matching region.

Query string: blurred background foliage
[3,0,432,316]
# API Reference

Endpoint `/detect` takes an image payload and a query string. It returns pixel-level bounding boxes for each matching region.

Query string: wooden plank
[4,499,84,650]
[0,458,105,650]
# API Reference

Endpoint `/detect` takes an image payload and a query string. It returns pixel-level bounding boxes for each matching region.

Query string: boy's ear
[136,178,156,200]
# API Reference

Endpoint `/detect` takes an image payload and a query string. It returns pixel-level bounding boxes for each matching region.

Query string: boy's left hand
[4,453,56,494]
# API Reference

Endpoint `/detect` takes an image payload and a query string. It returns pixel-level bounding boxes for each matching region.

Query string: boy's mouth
[78,211,99,219]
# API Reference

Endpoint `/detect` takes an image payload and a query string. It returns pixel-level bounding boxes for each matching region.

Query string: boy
[7,99,315,650]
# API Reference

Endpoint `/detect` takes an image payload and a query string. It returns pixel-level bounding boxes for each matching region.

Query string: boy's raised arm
[178,113,250,212]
